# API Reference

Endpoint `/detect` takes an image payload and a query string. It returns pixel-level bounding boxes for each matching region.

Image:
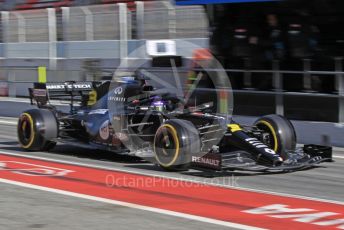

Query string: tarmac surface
[0,119,343,229]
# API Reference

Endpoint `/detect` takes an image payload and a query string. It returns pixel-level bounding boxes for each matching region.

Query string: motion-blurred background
[0,0,343,123]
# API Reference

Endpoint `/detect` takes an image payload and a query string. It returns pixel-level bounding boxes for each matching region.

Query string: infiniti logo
[114,87,123,95]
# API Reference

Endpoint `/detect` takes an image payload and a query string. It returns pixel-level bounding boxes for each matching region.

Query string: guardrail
[0,1,208,43]
[0,1,208,69]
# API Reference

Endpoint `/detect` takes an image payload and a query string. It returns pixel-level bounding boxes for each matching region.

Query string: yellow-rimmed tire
[17,109,58,151]
[154,119,200,171]
[254,114,296,159]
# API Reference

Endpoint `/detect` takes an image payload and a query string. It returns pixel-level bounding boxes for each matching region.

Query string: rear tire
[154,119,200,171]
[254,114,296,159]
[17,109,58,151]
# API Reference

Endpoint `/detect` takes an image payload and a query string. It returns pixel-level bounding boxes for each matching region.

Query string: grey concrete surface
[0,183,234,230]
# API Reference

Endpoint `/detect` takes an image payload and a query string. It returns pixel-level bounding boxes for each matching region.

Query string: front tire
[154,119,200,171]
[17,109,58,151]
[254,114,296,159]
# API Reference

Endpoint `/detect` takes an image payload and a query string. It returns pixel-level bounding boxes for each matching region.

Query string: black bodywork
[25,74,333,173]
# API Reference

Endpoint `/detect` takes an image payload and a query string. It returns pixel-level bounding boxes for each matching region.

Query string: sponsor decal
[228,124,242,132]
[89,109,108,115]
[46,84,65,90]
[192,155,221,167]
[115,133,129,142]
[111,136,122,146]
[245,138,276,155]
[33,89,47,97]
[46,83,92,90]
[99,120,110,140]
[108,87,126,102]
[244,204,344,229]
[114,86,123,95]
[112,116,121,121]
[108,96,126,102]
[0,161,73,177]
[72,84,92,89]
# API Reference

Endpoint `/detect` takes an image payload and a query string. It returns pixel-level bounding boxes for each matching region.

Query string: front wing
[191,145,333,173]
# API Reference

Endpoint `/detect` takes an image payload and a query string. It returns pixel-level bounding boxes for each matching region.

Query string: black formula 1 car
[17,70,332,173]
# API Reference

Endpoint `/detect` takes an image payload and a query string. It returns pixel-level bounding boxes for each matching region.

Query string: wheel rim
[18,113,35,148]
[22,119,31,140]
[256,121,278,152]
[154,124,180,167]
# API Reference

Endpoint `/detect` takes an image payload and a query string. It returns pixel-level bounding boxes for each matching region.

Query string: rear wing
[29,81,98,109]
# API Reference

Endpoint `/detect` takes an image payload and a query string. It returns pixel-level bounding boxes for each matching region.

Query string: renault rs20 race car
[17,70,332,173]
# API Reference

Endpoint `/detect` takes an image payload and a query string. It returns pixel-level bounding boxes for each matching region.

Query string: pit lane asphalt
[0,120,343,229]
[0,183,236,230]
[0,122,238,230]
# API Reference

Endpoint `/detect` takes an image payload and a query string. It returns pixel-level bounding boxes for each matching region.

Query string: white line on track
[334,155,344,159]
[0,97,68,106]
[0,120,17,125]
[0,97,30,103]
[0,149,343,206]
[0,178,265,230]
